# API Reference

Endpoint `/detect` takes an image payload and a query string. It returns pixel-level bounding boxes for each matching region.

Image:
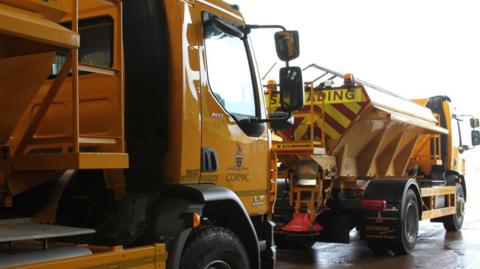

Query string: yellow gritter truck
[0,0,305,268]
[267,64,480,254]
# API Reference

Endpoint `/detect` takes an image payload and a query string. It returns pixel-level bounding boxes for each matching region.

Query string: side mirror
[472,130,480,146]
[275,31,300,62]
[269,111,294,130]
[470,118,479,129]
[280,66,304,112]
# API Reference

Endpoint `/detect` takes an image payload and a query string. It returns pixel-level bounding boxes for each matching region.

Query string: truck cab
[413,95,479,194]
[0,0,303,268]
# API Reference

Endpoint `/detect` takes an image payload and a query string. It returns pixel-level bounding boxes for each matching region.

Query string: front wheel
[180,226,250,269]
[443,183,465,231]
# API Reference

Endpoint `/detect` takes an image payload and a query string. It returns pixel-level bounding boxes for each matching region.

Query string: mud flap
[317,213,353,243]
[359,179,420,245]
[360,209,399,242]
[261,220,276,269]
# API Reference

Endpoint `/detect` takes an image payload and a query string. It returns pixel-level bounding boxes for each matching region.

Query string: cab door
[198,10,270,215]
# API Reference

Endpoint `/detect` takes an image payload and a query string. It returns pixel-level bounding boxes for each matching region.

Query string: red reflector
[360,199,386,211]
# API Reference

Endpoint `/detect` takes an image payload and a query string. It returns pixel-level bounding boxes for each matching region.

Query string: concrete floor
[276,177,480,269]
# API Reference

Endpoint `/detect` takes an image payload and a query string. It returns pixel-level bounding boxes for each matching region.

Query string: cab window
[52,16,114,75]
[203,19,257,117]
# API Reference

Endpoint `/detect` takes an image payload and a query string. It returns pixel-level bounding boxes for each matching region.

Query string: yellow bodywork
[165,0,270,215]
[411,98,465,175]
[1,0,127,206]
[268,83,447,179]
[0,0,270,212]
[0,0,270,267]
[6,244,167,269]
[267,71,462,223]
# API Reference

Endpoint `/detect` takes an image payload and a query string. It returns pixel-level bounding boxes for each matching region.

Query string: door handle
[201,147,218,172]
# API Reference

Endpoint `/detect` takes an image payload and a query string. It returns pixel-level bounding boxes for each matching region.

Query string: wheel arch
[160,184,260,269]
[364,178,422,219]
[446,170,467,201]
[362,179,422,255]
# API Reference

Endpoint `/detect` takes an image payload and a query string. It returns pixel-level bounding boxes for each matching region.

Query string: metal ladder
[303,63,405,99]
[10,0,128,171]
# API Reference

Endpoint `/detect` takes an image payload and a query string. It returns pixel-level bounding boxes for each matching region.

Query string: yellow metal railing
[410,113,443,168]
[10,0,127,171]
[264,80,326,156]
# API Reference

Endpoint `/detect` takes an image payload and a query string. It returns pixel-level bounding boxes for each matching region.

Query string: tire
[180,226,250,269]
[123,0,169,190]
[57,170,115,230]
[443,183,465,231]
[391,189,419,255]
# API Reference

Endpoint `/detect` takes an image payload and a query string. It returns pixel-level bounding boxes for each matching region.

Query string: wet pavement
[276,177,480,269]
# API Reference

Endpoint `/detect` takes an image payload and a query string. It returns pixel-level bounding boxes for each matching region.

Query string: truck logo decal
[252,195,266,206]
[234,143,243,170]
[227,173,249,182]
[227,144,249,182]
[365,225,396,236]
[210,112,224,119]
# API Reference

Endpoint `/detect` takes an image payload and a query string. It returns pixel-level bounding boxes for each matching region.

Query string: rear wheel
[180,226,250,269]
[391,189,419,255]
[365,190,419,255]
[443,183,465,231]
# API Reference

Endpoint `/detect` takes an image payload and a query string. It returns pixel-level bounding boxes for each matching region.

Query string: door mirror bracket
[252,112,294,130]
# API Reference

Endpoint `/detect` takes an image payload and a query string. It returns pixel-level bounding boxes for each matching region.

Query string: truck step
[25,136,118,146]
[0,245,92,269]
[12,152,129,171]
[0,219,95,243]
[78,64,119,76]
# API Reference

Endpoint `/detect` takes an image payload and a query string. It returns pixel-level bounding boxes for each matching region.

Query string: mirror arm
[242,25,295,66]
[243,24,287,33]
[460,145,473,153]
[251,112,292,124]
